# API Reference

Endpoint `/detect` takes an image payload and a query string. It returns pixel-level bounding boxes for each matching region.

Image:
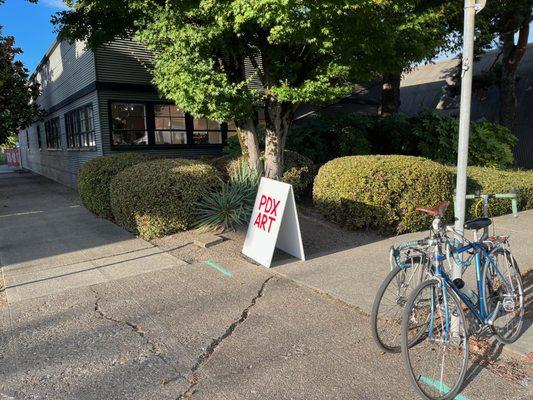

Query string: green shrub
[288,114,374,164]
[288,111,516,168]
[110,158,220,239]
[281,150,316,199]
[222,135,242,157]
[194,159,261,232]
[313,155,455,234]
[411,111,516,168]
[78,153,160,219]
[457,167,533,218]
[227,150,314,199]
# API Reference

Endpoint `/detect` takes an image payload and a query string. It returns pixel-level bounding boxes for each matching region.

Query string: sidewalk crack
[91,288,166,364]
[177,276,275,399]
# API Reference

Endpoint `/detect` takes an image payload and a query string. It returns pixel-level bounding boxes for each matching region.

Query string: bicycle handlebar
[460,191,519,217]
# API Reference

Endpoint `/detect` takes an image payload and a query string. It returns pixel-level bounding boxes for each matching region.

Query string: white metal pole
[454,0,479,280]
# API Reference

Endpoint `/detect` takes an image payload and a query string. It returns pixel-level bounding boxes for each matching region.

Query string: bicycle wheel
[401,279,469,400]
[483,247,524,344]
[371,256,427,353]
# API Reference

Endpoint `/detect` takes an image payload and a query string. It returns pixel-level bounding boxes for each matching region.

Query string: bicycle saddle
[416,201,450,217]
[464,217,492,231]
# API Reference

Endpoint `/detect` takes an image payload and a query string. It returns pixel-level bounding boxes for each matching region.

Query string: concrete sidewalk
[0,172,187,303]
[0,171,530,400]
[274,209,533,357]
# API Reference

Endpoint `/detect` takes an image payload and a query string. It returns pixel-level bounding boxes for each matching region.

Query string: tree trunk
[381,72,402,116]
[499,21,529,132]
[236,118,261,172]
[264,101,294,180]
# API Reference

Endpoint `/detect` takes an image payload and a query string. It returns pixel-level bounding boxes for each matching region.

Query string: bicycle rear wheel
[401,279,468,400]
[371,256,427,352]
[484,247,524,344]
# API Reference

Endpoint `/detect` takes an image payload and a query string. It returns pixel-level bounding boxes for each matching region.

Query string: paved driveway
[0,171,530,400]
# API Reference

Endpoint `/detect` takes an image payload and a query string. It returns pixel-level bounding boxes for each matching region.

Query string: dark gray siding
[19,91,103,188]
[95,38,153,85]
[35,40,96,110]
[97,89,223,159]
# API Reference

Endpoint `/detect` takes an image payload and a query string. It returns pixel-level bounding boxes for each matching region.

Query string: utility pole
[454,0,485,279]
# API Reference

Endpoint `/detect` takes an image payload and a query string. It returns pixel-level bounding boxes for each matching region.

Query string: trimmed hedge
[463,167,533,218]
[313,155,455,234]
[227,150,315,199]
[110,158,220,240]
[78,153,160,219]
[279,150,315,199]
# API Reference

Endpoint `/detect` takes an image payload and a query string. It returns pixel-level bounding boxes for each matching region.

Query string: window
[227,121,237,139]
[109,101,230,148]
[111,103,148,146]
[65,105,96,148]
[192,117,222,144]
[45,118,62,149]
[36,125,42,150]
[26,130,30,149]
[154,104,187,145]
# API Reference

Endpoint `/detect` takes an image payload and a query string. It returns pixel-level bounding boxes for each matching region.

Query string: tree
[475,0,532,132]
[0,27,42,145]
[54,0,391,179]
[373,0,461,115]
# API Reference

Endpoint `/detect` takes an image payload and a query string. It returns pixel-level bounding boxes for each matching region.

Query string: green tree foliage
[371,0,461,115]
[0,26,42,145]
[53,0,394,179]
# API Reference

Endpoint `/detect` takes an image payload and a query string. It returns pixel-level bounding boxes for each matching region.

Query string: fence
[4,149,20,167]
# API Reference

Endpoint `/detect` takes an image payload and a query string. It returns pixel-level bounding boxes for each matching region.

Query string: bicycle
[370,202,449,353]
[400,217,524,400]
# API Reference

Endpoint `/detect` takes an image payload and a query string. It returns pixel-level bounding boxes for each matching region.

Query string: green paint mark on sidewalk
[203,261,233,278]
[69,205,81,208]
[0,210,44,218]
[420,376,468,400]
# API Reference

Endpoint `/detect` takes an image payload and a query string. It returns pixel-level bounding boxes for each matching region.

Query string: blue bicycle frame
[429,241,512,340]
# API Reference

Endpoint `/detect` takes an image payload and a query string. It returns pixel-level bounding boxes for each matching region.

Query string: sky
[0,0,532,75]
[0,0,68,74]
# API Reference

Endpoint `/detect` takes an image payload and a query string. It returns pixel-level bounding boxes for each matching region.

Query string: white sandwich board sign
[242,178,305,268]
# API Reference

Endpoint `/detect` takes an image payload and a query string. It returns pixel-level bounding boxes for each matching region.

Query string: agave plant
[194,159,261,232]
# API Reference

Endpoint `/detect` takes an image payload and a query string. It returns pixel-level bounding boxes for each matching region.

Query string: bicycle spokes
[402,281,468,400]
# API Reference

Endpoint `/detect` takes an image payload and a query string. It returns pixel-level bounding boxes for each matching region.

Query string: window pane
[111,103,147,146]
[155,117,170,130]
[170,106,185,118]
[193,117,208,131]
[113,131,148,146]
[208,120,220,131]
[155,131,187,145]
[112,103,145,119]
[154,104,170,117]
[208,131,222,144]
[227,121,237,131]
[193,132,208,144]
[170,118,186,130]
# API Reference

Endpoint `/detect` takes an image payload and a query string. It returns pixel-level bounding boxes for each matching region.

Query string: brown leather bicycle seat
[416,201,450,217]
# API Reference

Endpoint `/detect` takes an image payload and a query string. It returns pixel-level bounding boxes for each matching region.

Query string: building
[19,38,236,188]
[400,44,533,168]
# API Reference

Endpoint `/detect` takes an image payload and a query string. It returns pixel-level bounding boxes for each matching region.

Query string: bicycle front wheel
[401,279,469,400]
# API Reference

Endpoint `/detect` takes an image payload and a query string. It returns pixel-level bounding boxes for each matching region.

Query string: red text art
[253,195,281,233]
